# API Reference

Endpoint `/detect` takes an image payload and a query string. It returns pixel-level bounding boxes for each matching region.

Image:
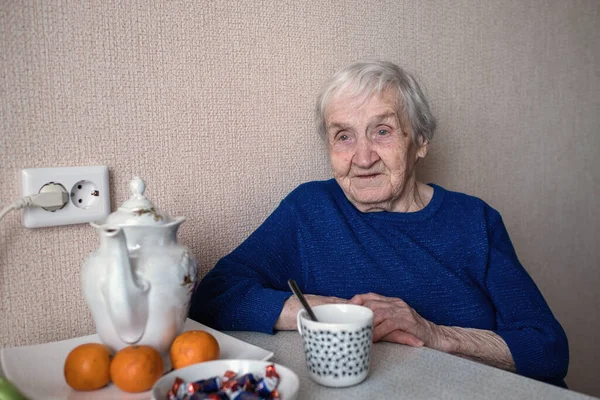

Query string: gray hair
[315,60,437,145]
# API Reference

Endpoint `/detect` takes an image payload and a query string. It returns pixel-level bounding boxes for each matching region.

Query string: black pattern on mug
[301,325,372,378]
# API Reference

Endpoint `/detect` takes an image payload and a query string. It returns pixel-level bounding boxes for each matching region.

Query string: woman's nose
[353,138,379,168]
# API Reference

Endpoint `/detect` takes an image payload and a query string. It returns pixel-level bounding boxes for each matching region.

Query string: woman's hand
[349,292,437,347]
[349,293,515,371]
[274,294,347,331]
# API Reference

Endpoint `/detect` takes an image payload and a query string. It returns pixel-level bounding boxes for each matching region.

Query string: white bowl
[152,359,299,400]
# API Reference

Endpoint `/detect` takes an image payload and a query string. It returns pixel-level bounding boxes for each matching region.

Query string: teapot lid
[104,176,171,226]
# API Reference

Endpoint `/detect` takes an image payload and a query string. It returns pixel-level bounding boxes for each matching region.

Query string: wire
[0,204,16,221]
[0,192,69,223]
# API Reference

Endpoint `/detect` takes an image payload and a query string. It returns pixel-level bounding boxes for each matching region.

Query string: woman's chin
[348,191,392,212]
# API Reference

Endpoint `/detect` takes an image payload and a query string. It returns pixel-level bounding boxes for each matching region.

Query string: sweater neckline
[331,180,445,222]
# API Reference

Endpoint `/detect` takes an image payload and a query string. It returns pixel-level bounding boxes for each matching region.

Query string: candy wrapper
[167,364,282,400]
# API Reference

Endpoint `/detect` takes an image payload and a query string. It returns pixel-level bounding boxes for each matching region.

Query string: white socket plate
[20,166,111,228]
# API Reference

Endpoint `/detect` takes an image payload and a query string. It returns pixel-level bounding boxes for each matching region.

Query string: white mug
[297,304,374,387]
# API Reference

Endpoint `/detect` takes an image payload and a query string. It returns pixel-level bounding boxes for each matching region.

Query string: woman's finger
[362,301,397,327]
[372,318,401,342]
[352,292,390,303]
[381,330,424,347]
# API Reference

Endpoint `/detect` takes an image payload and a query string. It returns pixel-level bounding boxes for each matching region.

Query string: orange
[64,342,112,391]
[109,345,163,393]
[170,330,220,370]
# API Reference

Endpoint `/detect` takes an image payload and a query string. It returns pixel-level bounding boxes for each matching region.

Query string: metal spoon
[287,279,319,322]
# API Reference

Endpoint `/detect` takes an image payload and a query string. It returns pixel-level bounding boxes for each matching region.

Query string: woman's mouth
[351,173,384,188]
[354,173,380,179]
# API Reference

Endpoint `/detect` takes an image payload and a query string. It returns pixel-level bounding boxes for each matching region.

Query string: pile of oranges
[63,330,220,393]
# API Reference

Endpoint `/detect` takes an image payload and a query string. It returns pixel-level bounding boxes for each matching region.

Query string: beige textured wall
[1,0,598,396]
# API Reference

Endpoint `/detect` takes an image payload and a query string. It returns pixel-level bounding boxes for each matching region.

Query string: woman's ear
[415,139,429,160]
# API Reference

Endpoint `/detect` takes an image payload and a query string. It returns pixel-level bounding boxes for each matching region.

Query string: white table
[0,325,595,399]
[226,330,596,400]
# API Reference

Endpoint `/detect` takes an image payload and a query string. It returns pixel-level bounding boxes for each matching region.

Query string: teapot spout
[97,226,150,344]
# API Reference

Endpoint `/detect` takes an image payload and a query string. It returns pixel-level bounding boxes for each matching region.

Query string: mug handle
[296,309,305,335]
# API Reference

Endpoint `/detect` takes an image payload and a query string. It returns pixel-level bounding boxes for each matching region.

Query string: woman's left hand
[349,292,438,347]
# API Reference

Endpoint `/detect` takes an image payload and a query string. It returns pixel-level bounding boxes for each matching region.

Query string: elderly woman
[189,60,569,387]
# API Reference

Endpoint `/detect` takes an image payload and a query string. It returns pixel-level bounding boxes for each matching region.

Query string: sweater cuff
[235,287,293,334]
[497,329,546,379]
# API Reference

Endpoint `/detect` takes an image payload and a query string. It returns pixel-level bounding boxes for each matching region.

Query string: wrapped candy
[190,393,229,400]
[236,373,258,391]
[188,377,222,394]
[270,389,281,400]
[167,377,187,400]
[233,392,262,400]
[166,364,282,400]
[221,379,241,398]
[255,364,280,398]
[224,370,237,381]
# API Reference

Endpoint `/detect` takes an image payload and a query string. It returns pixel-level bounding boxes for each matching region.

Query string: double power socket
[20,166,111,228]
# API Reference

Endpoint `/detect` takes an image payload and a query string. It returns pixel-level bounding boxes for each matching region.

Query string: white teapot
[82,177,198,370]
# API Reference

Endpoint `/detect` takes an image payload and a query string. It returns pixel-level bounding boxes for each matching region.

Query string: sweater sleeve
[484,208,569,382]
[188,200,301,333]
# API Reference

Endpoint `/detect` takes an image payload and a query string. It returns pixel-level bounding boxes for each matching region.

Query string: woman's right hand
[274,294,347,330]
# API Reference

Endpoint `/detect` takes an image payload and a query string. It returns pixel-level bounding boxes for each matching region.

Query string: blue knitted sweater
[189,179,569,386]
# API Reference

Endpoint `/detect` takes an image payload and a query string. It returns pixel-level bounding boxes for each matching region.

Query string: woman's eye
[339,134,349,141]
[377,129,389,136]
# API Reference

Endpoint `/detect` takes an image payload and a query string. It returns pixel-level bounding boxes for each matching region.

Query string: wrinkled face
[325,89,427,212]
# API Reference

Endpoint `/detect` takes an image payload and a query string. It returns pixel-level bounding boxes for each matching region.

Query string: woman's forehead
[326,89,400,120]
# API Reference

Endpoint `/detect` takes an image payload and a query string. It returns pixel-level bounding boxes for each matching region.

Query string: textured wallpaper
[1,0,598,396]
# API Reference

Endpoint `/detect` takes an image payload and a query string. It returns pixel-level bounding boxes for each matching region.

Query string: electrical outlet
[20,166,111,228]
